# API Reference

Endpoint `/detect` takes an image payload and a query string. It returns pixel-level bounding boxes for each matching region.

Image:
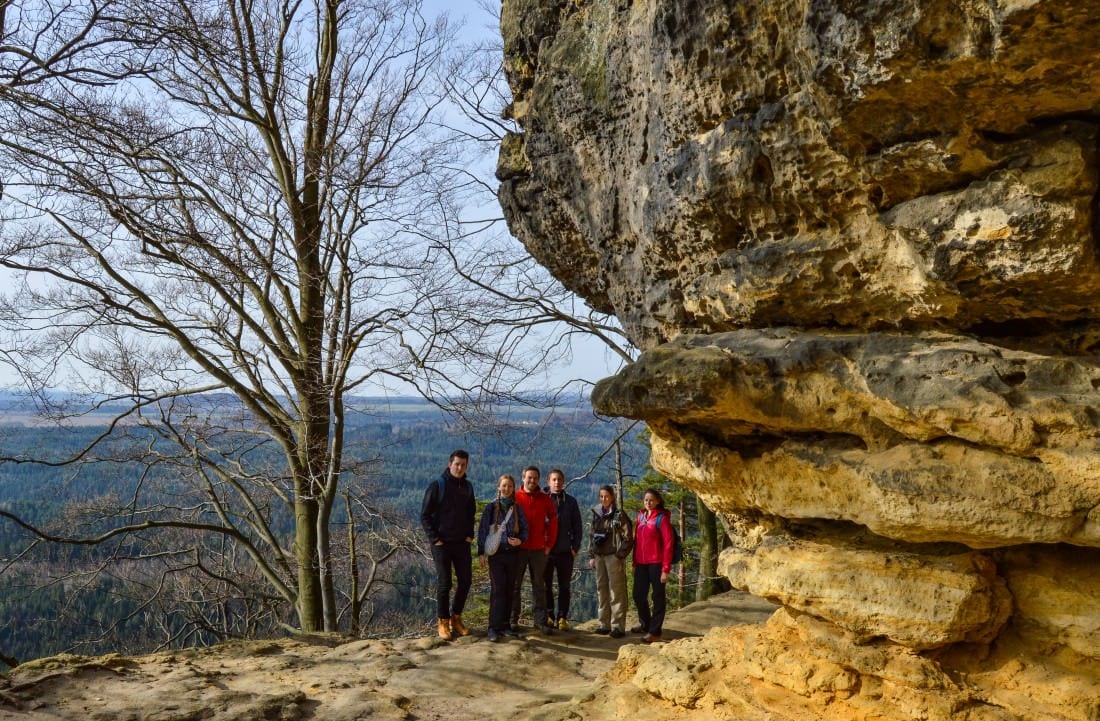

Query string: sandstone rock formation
[499,0,1100,719]
[0,592,776,721]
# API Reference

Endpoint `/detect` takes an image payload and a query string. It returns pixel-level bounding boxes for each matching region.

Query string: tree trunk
[293,383,333,633]
[317,493,336,631]
[676,495,686,608]
[294,484,323,632]
[696,496,718,602]
[615,439,624,507]
[347,491,361,637]
[319,394,347,631]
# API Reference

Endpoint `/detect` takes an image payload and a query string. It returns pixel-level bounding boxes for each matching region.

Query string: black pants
[543,551,575,622]
[431,540,472,619]
[632,563,666,635]
[488,551,520,632]
[510,548,548,626]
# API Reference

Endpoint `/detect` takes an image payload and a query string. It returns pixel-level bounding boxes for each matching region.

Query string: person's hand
[660,572,669,583]
[588,558,596,569]
[479,555,487,568]
[544,548,551,556]
[507,537,521,547]
[434,541,443,546]
[465,536,474,543]
[571,549,577,558]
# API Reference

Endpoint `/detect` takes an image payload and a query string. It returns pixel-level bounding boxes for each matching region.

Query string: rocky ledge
[499,1,1100,719]
[0,593,776,721]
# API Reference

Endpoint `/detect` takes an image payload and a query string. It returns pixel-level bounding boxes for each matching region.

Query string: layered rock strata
[499,0,1100,718]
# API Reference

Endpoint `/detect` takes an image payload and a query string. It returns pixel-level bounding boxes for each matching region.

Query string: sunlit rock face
[500,0,1100,718]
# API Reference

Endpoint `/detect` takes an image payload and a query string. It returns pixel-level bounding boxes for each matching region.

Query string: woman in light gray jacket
[588,485,633,638]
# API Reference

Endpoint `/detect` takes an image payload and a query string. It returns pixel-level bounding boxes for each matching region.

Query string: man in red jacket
[510,466,559,635]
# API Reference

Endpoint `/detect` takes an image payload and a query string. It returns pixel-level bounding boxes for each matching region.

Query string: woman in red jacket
[631,488,674,643]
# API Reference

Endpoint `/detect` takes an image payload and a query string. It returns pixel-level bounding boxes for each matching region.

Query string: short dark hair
[449,449,469,462]
[523,465,540,477]
[548,468,565,481]
[643,488,665,508]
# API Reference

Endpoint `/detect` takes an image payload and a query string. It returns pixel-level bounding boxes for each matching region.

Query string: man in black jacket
[421,449,476,640]
[543,468,582,630]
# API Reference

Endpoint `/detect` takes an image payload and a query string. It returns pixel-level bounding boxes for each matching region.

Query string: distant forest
[0,398,649,663]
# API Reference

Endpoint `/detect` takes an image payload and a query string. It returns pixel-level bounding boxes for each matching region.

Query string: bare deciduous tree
[0,0,526,633]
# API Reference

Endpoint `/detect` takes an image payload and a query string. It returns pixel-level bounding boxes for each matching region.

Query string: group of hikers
[420,449,675,644]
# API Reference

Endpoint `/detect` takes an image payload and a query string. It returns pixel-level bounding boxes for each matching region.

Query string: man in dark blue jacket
[543,468,582,630]
[421,449,476,640]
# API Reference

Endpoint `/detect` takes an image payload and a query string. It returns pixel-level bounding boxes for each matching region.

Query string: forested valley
[0,395,648,665]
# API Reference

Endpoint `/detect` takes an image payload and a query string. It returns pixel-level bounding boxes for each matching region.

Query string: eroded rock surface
[716,527,1012,649]
[0,593,776,721]
[499,0,1100,718]
[501,0,1100,348]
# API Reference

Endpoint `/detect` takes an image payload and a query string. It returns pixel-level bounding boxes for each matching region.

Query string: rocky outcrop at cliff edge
[499,0,1100,719]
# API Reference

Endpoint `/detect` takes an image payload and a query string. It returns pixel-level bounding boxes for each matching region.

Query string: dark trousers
[488,551,520,631]
[632,563,667,635]
[431,540,472,619]
[543,551,575,621]
[510,548,549,626]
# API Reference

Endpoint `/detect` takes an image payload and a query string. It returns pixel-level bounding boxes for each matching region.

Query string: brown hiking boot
[450,614,470,637]
[437,617,452,640]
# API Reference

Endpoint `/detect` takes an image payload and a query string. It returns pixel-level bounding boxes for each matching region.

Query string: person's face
[522,469,540,492]
[449,456,468,478]
[548,472,565,493]
[599,489,613,508]
[498,476,515,497]
[643,493,659,510]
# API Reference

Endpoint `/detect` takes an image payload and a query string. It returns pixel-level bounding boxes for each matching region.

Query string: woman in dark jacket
[478,474,528,642]
[631,488,674,643]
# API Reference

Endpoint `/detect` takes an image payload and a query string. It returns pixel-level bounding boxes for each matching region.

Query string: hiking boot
[642,633,662,644]
[593,627,611,635]
[501,627,522,638]
[540,623,555,635]
[609,628,625,639]
[437,618,452,640]
[487,628,500,643]
[557,618,569,631]
[450,614,470,637]
[630,625,646,634]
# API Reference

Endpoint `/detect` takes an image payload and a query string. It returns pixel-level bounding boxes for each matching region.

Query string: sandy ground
[0,591,776,721]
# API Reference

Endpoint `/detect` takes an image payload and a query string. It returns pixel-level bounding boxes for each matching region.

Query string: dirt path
[0,592,776,721]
